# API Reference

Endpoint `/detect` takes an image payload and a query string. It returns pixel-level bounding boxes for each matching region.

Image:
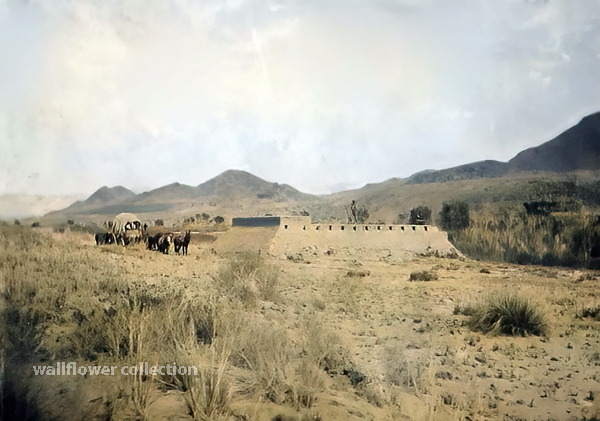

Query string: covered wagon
[110,213,145,245]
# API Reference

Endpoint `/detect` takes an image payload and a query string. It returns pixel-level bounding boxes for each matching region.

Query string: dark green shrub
[440,201,470,231]
[409,205,431,225]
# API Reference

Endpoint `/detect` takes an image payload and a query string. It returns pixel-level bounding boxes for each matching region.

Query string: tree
[214,216,225,224]
[155,219,164,226]
[439,201,470,231]
[409,205,431,225]
[345,200,370,224]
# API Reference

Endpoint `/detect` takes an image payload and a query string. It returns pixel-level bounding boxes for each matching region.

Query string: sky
[1,0,600,196]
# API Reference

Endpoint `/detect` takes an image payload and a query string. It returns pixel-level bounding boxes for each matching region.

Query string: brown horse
[174,231,191,255]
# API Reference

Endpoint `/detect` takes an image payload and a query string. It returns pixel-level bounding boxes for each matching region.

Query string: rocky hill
[509,112,600,172]
[195,170,316,201]
[84,186,136,204]
[407,112,600,185]
[135,183,199,202]
[407,160,510,184]
[39,170,322,225]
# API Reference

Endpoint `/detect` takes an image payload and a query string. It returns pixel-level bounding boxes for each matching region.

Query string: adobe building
[212,216,459,259]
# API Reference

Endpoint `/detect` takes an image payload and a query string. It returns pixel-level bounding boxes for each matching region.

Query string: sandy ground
[25,232,600,420]
[255,252,600,421]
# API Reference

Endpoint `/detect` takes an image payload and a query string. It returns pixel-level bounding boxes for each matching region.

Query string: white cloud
[1,0,599,195]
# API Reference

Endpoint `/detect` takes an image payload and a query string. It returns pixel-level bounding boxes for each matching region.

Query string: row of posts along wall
[269,217,453,257]
[282,223,434,233]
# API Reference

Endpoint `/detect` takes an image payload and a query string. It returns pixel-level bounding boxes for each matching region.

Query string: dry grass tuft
[409,270,438,282]
[214,250,280,306]
[577,305,600,321]
[461,292,548,337]
[381,344,427,388]
[178,350,232,421]
[185,367,232,420]
[346,270,370,278]
[223,314,298,404]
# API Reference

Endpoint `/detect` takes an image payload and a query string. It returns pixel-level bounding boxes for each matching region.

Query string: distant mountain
[51,186,137,215]
[509,112,600,172]
[40,170,320,222]
[407,160,510,184]
[196,170,316,201]
[37,112,600,224]
[85,186,136,204]
[136,183,199,201]
[407,112,600,184]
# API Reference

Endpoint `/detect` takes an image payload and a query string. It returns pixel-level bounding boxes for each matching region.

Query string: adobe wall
[268,218,456,258]
[211,226,279,253]
[212,216,459,258]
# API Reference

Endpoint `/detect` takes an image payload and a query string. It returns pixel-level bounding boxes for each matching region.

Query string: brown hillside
[406,111,600,185]
[407,160,510,184]
[509,112,600,172]
[196,169,317,201]
[84,186,136,204]
[136,182,199,202]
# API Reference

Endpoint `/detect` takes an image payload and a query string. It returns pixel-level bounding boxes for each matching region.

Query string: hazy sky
[1,0,600,196]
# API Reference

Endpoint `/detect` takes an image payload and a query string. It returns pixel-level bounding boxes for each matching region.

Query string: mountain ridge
[22,110,600,224]
[509,112,600,172]
[406,112,600,185]
[85,186,136,204]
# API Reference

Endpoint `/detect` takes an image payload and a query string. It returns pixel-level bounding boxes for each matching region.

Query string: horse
[95,232,116,245]
[157,233,172,254]
[174,231,191,255]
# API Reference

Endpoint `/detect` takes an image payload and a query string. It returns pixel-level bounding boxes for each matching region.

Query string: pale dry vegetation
[451,203,600,267]
[214,250,280,306]
[408,270,438,282]
[2,224,600,421]
[0,226,352,420]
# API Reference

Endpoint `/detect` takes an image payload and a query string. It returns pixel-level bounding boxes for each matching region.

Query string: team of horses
[95,229,191,255]
[94,213,190,255]
[146,231,191,255]
[94,230,143,246]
